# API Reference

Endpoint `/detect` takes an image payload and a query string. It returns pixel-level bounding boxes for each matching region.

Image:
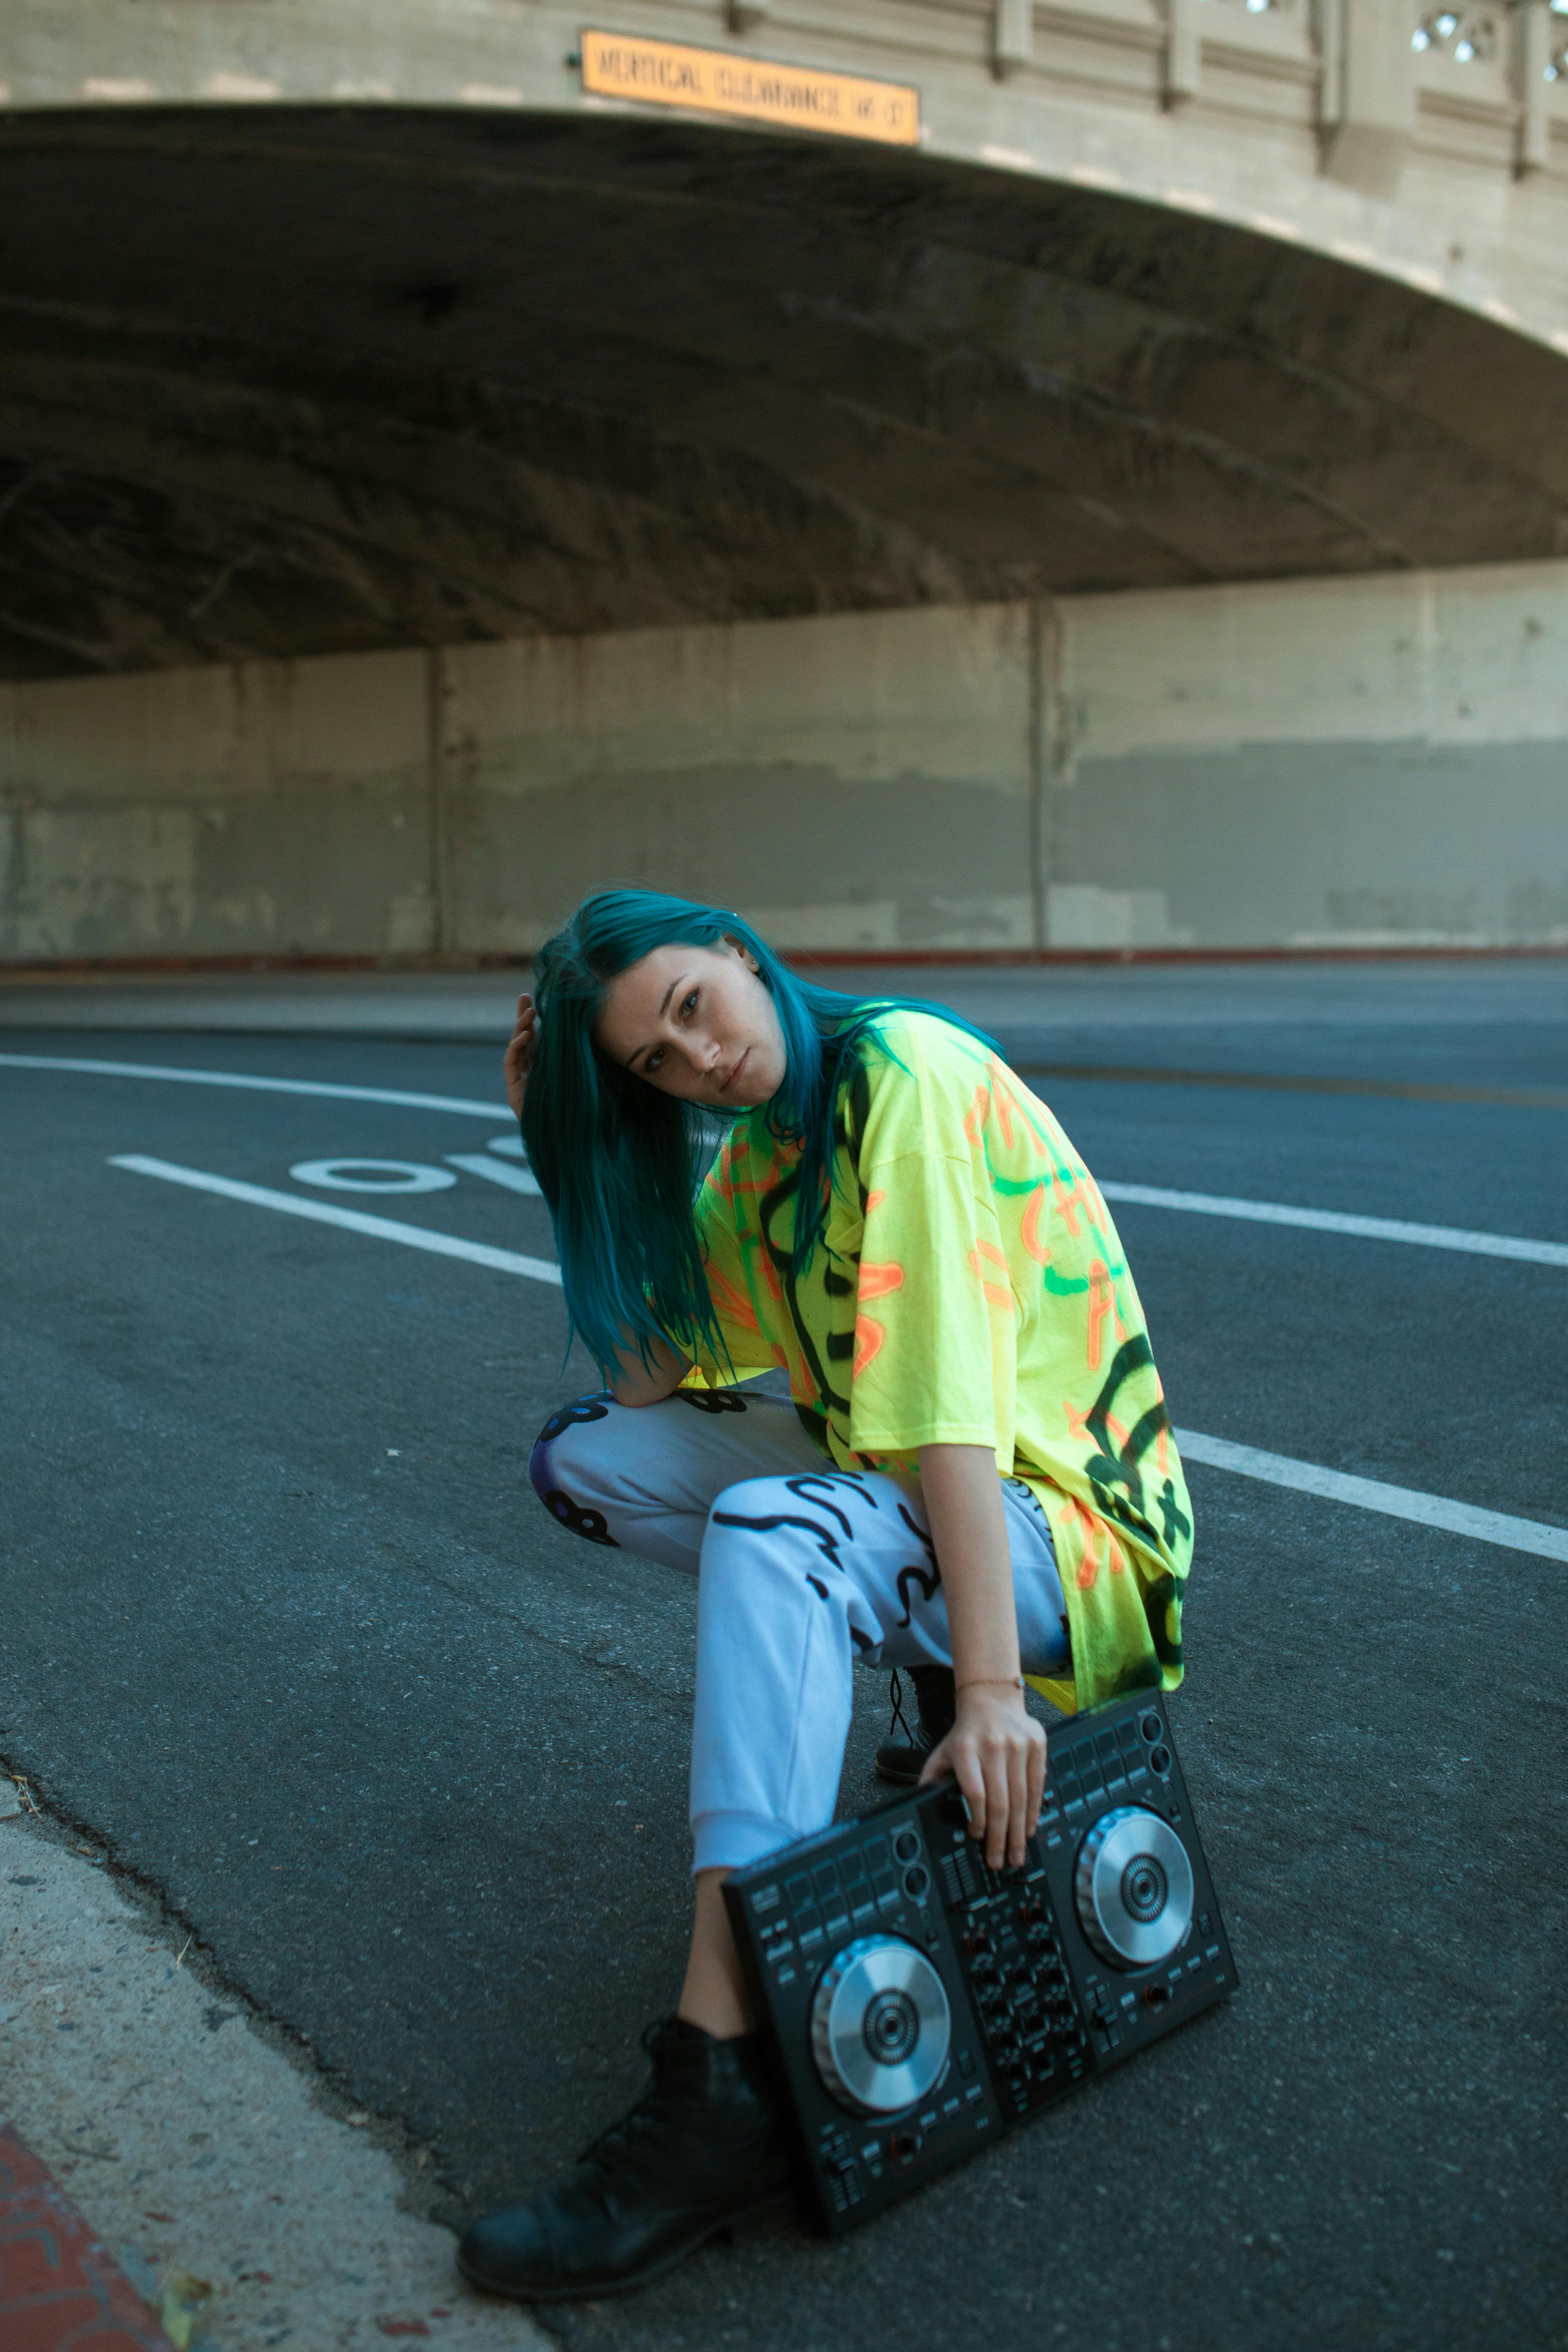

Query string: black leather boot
[874,1664,957,1786]
[456,2017,794,2304]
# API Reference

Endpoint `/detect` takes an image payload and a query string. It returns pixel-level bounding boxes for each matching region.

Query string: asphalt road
[3,959,1566,2352]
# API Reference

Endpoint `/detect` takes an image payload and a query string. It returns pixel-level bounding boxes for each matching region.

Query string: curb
[0,942,1565,983]
[0,2119,178,2352]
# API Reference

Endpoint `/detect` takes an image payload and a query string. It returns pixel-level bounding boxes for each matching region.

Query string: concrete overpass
[1,1,1566,956]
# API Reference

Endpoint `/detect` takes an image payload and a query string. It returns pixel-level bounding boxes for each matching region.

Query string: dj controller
[725,1689,1234,2233]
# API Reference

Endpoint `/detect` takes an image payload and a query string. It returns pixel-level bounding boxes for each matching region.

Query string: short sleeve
[836,1011,1021,1469]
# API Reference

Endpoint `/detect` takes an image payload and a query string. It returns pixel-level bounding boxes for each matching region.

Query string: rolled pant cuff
[691,1809,806,1875]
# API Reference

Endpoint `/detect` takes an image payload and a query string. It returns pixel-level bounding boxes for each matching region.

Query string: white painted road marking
[109,1153,1568,1563]
[1174,1428,1568,1564]
[0,1052,503,1119]
[109,1155,560,1285]
[1099,1180,1567,1270]
[9,1053,1562,1267]
[447,1152,543,1197]
[290,1158,458,1194]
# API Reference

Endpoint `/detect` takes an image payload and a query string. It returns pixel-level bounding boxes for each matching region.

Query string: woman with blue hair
[459,889,1193,2304]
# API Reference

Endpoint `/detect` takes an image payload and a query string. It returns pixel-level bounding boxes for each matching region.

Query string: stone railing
[976,0,1568,184]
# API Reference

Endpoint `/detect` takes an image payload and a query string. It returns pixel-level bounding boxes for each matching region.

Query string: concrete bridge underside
[3,103,1566,684]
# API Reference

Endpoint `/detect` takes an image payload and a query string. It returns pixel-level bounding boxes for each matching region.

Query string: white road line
[1099,1180,1567,1269]
[109,1154,1567,1561]
[10,1054,1563,1267]
[1175,1428,1567,1562]
[109,1156,560,1285]
[446,1151,542,1197]
[0,1052,504,1119]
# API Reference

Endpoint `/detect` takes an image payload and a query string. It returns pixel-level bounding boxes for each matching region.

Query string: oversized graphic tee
[675,1010,1193,1713]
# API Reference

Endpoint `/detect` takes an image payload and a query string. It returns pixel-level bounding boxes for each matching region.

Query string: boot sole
[456,2186,799,2305]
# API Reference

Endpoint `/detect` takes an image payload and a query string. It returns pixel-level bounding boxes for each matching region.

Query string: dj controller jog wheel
[1073,1805,1194,1970]
[809,1933,951,2116]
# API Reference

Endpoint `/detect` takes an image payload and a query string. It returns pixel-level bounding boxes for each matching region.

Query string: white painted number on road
[290,1158,457,1194]
[446,1153,542,1197]
[285,1147,541,1199]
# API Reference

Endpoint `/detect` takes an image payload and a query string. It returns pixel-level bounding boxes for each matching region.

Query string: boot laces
[576,2019,688,2173]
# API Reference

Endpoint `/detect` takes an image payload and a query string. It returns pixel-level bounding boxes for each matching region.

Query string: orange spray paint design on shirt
[1062,1397,1131,1454]
[1084,1260,1128,1371]
[967,1239,1014,1313]
[705,1264,761,1338]
[854,1259,903,1377]
[1067,1493,1129,1592]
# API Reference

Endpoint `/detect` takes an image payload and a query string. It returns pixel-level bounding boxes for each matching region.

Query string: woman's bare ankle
[675,1988,752,2040]
[677,1869,754,2039]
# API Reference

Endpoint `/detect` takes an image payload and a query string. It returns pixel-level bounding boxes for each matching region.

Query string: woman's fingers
[1026,1729,1047,1836]
[920,1711,1048,1870]
[954,1747,988,1852]
[503,997,538,1116]
[1005,1743,1030,1869]
[982,1748,1014,1871]
[917,1730,988,1849]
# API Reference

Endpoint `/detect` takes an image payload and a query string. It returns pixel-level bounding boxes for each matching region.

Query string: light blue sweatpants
[530,1375,1068,1872]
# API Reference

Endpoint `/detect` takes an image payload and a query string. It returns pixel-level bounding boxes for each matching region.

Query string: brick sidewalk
[0,2120,176,2352]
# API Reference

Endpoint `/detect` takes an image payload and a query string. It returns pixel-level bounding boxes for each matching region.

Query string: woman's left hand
[919,1685,1047,1872]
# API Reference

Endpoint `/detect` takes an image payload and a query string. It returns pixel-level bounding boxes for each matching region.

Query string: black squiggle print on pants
[895,1561,941,1630]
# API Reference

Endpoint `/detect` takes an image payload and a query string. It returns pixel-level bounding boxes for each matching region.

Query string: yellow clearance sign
[580,30,921,148]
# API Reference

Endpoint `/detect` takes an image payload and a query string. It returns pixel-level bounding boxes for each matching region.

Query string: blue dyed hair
[521,889,995,1380]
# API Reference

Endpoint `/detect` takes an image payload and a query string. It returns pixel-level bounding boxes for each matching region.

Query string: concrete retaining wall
[1048,563,1568,950]
[3,561,1564,960]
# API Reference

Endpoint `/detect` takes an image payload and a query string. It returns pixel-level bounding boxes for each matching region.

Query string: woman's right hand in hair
[503,992,538,1121]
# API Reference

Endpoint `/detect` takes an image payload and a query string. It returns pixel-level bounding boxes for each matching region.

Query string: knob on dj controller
[1073,1805,1195,1970]
[809,1934,951,2118]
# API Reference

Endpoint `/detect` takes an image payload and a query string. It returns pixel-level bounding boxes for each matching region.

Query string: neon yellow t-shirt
[679,1011,1193,1713]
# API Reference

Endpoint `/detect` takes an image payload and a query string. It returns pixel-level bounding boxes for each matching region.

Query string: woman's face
[595,938,787,1108]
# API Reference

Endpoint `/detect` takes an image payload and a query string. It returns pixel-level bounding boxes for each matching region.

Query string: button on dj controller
[727,1688,1236,2236]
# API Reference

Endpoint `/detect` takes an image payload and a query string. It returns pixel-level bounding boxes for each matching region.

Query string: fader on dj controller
[725,1689,1235,2234]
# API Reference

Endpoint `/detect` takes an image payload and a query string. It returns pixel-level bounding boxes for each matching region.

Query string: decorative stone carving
[1411,9,1499,64]
[994,0,1032,79]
